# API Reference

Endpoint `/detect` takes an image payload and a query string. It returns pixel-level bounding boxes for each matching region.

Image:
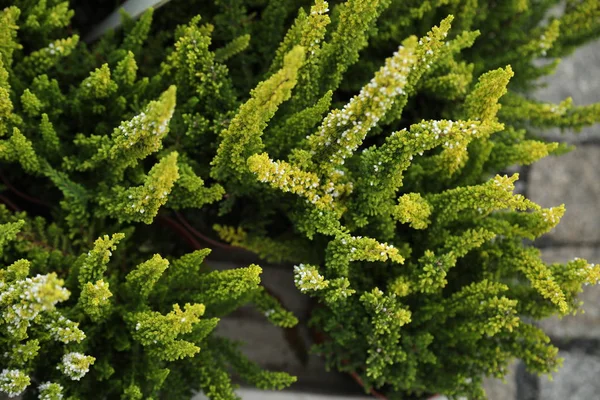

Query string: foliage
[1,0,600,399]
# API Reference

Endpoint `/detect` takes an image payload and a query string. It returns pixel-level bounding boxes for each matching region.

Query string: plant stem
[173,211,249,253]
[0,171,52,208]
[0,194,21,211]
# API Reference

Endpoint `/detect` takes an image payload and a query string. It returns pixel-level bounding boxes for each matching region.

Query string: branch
[0,194,21,212]
[17,232,68,256]
[163,211,309,367]
[156,214,204,250]
[0,171,52,208]
[261,284,309,366]
[341,359,388,399]
[349,373,388,400]
[173,211,249,253]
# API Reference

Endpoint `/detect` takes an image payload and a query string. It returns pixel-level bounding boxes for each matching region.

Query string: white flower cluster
[572,258,600,286]
[44,42,65,56]
[46,314,85,344]
[117,107,171,149]
[0,280,7,302]
[249,153,331,206]
[310,0,329,16]
[293,264,328,293]
[538,31,556,56]
[264,309,276,317]
[3,340,37,363]
[491,175,515,193]
[341,236,397,262]
[113,89,175,152]
[410,119,480,151]
[541,207,560,224]
[308,43,417,167]
[329,169,353,198]
[57,352,95,381]
[126,184,170,215]
[548,103,568,115]
[0,369,29,397]
[1,274,70,335]
[324,181,337,198]
[258,159,319,190]
[92,279,110,300]
[38,381,64,400]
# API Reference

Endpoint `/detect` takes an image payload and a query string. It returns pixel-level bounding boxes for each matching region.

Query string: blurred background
[513,35,600,400]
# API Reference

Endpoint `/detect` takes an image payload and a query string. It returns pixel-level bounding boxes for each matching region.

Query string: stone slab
[528,145,600,244]
[205,261,360,393]
[483,360,518,400]
[193,389,370,400]
[516,360,540,400]
[537,247,600,339]
[215,317,359,395]
[207,261,310,321]
[540,350,600,400]
[532,39,600,143]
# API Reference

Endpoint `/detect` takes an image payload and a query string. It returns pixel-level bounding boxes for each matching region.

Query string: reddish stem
[164,211,309,364]
[0,171,52,208]
[261,283,309,365]
[311,304,440,400]
[164,213,432,399]
[0,194,21,212]
[173,211,248,252]
[347,370,388,400]
[312,323,388,398]
[157,215,204,250]
[18,232,68,256]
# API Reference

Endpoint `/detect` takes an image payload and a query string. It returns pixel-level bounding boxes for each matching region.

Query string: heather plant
[1,1,600,400]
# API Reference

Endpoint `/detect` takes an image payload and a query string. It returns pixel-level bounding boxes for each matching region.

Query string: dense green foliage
[1,0,600,399]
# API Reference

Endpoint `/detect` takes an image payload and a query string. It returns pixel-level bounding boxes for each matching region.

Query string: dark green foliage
[1,0,600,399]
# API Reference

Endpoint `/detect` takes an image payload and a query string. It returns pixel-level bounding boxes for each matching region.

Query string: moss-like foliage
[1,0,600,399]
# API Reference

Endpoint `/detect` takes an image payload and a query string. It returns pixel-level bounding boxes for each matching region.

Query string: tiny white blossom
[0,369,29,397]
[57,352,94,381]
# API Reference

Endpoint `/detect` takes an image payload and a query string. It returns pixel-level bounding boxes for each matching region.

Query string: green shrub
[1,0,600,399]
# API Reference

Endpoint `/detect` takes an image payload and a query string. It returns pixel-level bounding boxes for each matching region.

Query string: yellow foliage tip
[308,40,418,165]
[393,193,432,230]
[465,65,514,121]
[248,152,334,208]
[343,235,404,264]
[540,205,565,227]
[294,263,329,293]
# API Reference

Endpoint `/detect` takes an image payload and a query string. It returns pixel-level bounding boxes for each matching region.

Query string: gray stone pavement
[468,36,600,400]
[193,390,371,400]
[523,37,600,400]
[529,147,600,244]
[533,39,600,144]
[539,350,600,400]
[482,361,518,400]
[537,247,600,339]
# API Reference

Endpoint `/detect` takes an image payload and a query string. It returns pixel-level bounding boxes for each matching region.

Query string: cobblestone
[528,146,600,244]
[532,39,600,143]
[537,247,600,339]
[540,350,600,400]
[483,360,518,400]
[215,317,357,394]
[194,389,370,400]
